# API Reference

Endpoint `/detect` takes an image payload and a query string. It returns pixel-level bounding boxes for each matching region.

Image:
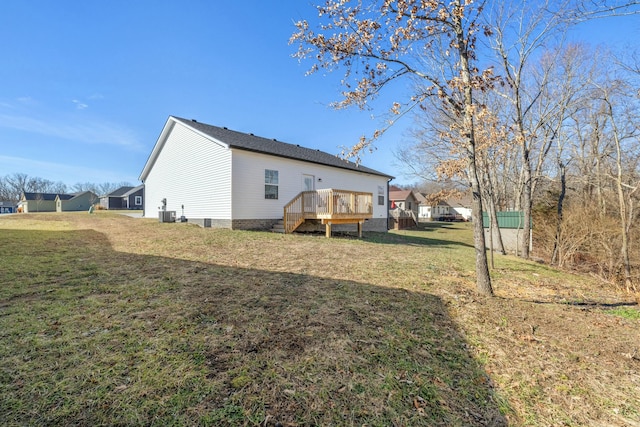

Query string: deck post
[325,222,332,238]
[329,191,334,215]
[283,207,287,233]
[358,221,363,238]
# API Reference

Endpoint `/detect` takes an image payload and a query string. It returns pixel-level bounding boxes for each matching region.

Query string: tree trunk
[469,171,493,295]
[605,96,633,291]
[456,10,493,296]
[520,148,532,259]
[551,162,566,265]
[481,158,506,256]
[488,189,506,256]
[592,122,607,217]
[616,172,633,290]
[613,136,632,291]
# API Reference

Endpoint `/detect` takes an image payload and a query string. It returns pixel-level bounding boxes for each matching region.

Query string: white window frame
[265,169,279,199]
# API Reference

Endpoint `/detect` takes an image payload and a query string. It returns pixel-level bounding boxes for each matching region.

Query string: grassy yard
[0,212,638,426]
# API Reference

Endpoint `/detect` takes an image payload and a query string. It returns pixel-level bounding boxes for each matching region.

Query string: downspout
[387,179,392,231]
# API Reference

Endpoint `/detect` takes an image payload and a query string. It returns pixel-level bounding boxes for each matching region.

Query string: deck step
[271,219,285,233]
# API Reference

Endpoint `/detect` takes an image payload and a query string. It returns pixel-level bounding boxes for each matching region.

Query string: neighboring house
[0,200,16,213]
[388,189,419,230]
[56,191,98,212]
[139,116,394,233]
[421,193,472,221]
[389,190,419,216]
[446,194,473,220]
[100,185,144,210]
[414,192,435,221]
[19,191,97,213]
[19,192,61,213]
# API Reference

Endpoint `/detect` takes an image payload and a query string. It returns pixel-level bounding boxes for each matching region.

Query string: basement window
[265,169,279,199]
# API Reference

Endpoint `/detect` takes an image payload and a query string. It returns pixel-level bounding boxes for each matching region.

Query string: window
[265,169,279,199]
[378,186,385,206]
[134,195,142,206]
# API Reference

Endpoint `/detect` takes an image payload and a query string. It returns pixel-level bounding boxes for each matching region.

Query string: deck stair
[271,219,285,233]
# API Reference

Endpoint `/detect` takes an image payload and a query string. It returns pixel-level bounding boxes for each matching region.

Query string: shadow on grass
[524,299,639,308]
[363,224,474,249]
[0,228,508,426]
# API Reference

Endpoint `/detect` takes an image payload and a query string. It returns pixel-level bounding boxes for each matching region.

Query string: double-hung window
[265,169,279,199]
[378,186,385,205]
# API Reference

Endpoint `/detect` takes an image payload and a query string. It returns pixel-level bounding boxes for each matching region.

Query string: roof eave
[142,116,394,181]
[139,118,176,182]
[230,146,393,179]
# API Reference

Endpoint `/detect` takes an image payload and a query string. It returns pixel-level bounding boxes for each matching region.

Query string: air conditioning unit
[159,210,176,223]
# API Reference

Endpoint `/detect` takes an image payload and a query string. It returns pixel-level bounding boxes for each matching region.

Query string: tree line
[290,0,640,295]
[0,172,132,203]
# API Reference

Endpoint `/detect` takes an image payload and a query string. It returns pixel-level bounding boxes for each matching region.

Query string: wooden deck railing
[283,189,373,234]
[283,192,305,234]
[389,208,418,230]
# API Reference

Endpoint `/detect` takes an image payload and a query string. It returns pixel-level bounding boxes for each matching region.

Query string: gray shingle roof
[107,186,135,197]
[121,185,143,197]
[23,192,73,201]
[172,116,393,178]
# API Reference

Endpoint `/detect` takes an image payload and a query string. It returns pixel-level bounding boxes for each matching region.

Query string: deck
[283,189,373,237]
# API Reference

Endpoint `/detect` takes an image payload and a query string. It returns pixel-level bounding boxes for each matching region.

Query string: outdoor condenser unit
[159,210,176,223]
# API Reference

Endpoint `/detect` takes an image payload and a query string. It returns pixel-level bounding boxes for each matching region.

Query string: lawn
[0,212,638,426]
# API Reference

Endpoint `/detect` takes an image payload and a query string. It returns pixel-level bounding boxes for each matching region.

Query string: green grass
[0,213,638,426]
[607,307,640,320]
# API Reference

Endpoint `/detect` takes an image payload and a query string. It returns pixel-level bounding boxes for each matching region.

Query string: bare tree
[594,79,640,290]
[5,173,30,201]
[1,173,67,201]
[487,0,640,259]
[72,182,100,194]
[544,48,640,284]
[0,179,10,201]
[291,0,497,294]
[532,44,595,265]
[476,110,509,258]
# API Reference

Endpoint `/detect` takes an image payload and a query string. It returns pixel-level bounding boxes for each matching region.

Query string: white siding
[144,122,232,219]
[453,206,472,220]
[231,150,389,220]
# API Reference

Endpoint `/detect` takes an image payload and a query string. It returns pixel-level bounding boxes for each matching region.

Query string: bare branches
[291,0,495,294]
[566,0,640,22]
[290,0,498,120]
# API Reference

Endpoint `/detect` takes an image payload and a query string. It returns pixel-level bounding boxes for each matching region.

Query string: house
[389,189,419,216]
[56,191,98,212]
[0,200,16,213]
[100,185,144,210]
[139,116,394,234]
[415,192,430,220]
[420,193,472,221]
[441,194,472,221]
[19,192,61,212]
[18,191,97,213]
[388,189,419,229]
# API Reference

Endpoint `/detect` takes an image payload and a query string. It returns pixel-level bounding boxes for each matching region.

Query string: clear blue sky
[0,1,637,188]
